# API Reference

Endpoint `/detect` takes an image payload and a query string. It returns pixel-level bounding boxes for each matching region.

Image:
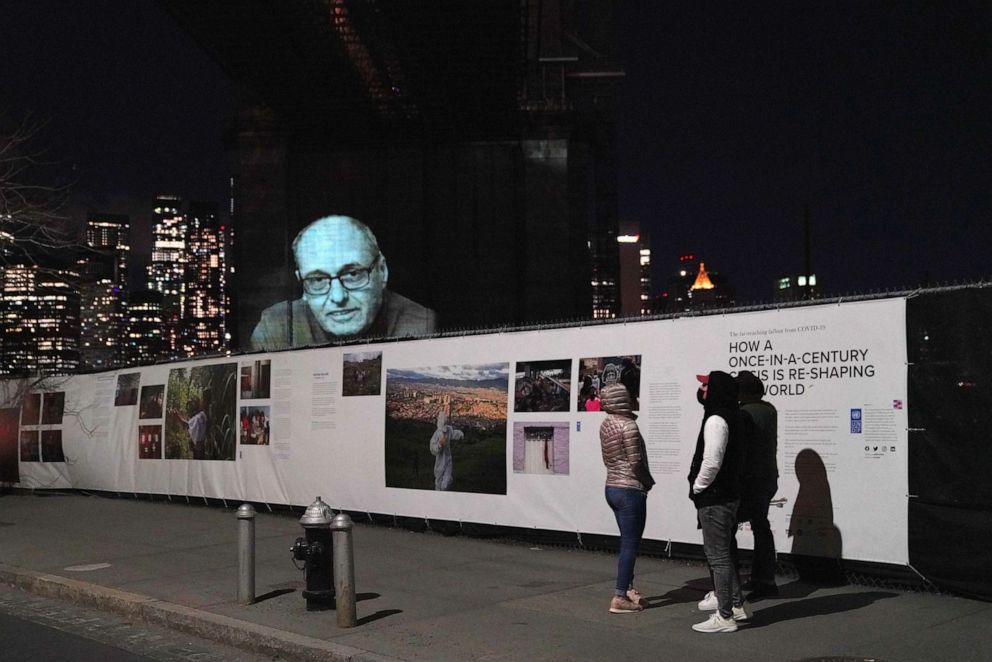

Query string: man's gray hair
[291,215,381,264]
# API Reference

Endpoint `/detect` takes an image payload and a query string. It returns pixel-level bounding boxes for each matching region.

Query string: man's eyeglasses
[300,255,380,295]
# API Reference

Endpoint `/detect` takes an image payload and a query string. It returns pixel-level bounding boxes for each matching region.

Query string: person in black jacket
[736,370,779,598]
[688,371,751,633]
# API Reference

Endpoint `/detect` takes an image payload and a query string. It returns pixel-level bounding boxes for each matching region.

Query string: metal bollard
[331,513,356,627]
[237,503,256,605]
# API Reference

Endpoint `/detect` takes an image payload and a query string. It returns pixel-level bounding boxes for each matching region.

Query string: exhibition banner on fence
[7,297,908,565]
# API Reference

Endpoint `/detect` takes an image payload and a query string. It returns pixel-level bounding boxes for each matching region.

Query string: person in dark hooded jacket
[687,370,751,633]
[599,383,654,613]
[736,370,779,598]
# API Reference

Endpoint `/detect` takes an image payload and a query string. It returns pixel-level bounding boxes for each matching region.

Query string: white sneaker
[692,612,738,633]
[697,590,717,611]
[732,600,753,622]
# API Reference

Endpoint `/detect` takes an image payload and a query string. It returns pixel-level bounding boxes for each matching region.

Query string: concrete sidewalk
[0,492,988,662]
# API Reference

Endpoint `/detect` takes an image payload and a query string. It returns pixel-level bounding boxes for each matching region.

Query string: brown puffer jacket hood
[600,383,636,419]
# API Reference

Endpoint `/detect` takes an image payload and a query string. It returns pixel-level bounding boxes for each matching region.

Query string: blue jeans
[698,500,744,618]
[605,487,647,596]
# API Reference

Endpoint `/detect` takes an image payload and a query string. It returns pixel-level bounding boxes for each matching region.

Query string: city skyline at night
[0,1,988,325]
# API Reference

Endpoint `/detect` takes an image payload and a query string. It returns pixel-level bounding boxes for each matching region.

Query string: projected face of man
[294,217,388,338]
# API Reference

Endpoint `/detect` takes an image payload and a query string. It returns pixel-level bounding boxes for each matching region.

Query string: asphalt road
[0,584,278,662]
[0,610,153,661]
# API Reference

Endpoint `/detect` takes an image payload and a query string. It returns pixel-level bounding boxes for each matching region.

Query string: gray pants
[698,500,744,618]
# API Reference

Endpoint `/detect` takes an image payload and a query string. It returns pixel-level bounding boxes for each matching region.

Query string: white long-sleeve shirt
[187,411,207,444]
[692,414,728,494]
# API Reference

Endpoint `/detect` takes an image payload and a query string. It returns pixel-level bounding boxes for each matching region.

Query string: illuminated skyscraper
[617,228,652,317]
[146,195,185,358]
[591,241,619,320]
[182,202,228,356]
[0,234,80,376]
[639,246,653,315]
[78,214,129,370]
[686,261,734,310]
[662,255,735,312]
[774,273,820,302]
[125,289,165,365]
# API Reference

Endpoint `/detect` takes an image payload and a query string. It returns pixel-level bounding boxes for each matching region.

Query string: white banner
[8,297,908,564]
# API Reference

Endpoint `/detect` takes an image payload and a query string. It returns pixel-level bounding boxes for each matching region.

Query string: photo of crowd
[240,406,271,445]
[577,355,642,411]
[513,360,571,412]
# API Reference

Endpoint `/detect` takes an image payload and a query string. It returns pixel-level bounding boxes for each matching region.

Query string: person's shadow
[787,448,845,585]
[745,590,898,627]
[643,576,713,609]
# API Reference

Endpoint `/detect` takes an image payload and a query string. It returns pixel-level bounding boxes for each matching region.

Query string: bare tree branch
[0,114,79,260]
[1,114,89,380]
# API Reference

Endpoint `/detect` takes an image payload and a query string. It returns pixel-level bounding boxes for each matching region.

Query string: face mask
[696,387,706,405]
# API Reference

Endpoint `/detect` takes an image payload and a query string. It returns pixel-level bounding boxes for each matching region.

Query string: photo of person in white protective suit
[429,399,464,491]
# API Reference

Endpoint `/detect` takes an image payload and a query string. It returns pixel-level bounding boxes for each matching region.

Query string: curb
[0,564,397,662]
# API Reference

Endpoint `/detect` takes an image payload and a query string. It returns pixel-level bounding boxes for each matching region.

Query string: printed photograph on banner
[512,422,569,475]
[240,359,271,400]
[513,359,571,412]
[41,430,64,463]
[19,430,39,462]
[577,355,642,411]
[139,385,164,420]
[343,351,382,397]
[138,425,162,459]
[385,363,508,494]
[41,392,65,425]
[21,392,40,426]
[115,373,140,406]
[164,363,237,461]
[0,409,20,484]
[240,406,271,445]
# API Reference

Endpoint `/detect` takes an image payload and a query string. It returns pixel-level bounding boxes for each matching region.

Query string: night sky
[618,2,990,301]
[1,1,988,302]
[1,0,234,288]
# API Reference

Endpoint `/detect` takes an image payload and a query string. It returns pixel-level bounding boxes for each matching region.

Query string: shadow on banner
[787,448,844,584]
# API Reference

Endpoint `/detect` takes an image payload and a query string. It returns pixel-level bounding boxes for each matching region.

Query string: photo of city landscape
[385,364,508,494]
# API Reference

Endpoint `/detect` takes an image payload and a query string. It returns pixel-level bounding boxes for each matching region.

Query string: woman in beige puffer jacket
[599,383,655,613]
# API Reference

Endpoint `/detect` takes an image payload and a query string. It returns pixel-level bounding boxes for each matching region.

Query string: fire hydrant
[291,496,335,611]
